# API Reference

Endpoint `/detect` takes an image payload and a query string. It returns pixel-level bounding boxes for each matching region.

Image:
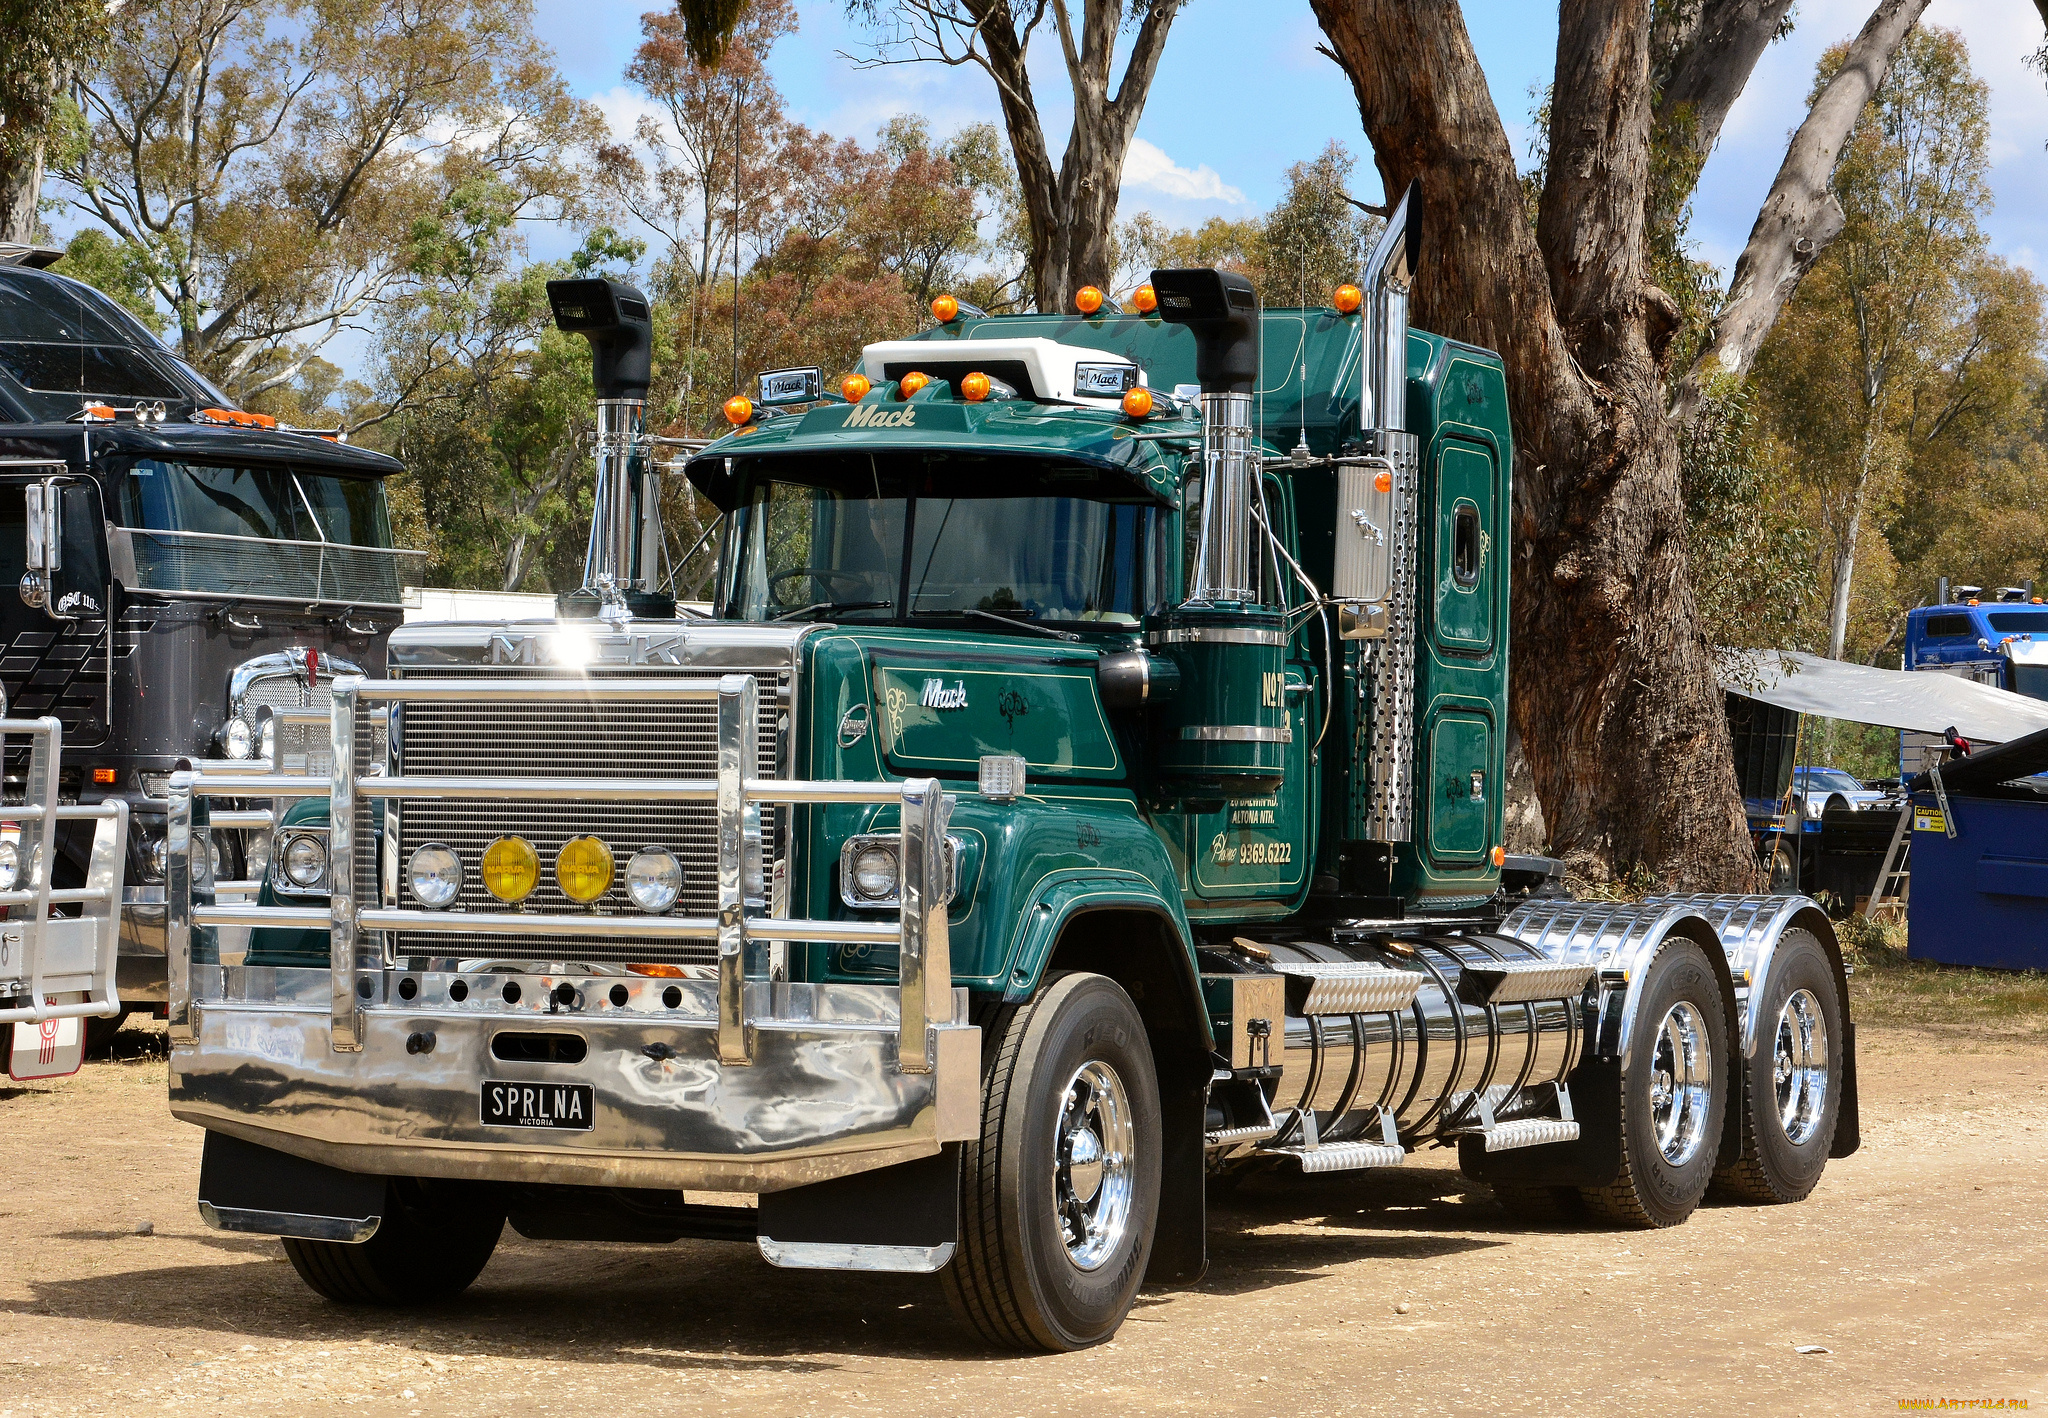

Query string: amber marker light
[1334,283,1364,314]
[1490,845,1506,868]
[1130,283,1157,314]
[1374,468,1393,494]
[722,395,753,426]
[931,293,960,323]
[1075,285,1104,315]
[899,371,930,396]
[841,372,871,401]
[961,371,991,402]
[1121,386,1153,419]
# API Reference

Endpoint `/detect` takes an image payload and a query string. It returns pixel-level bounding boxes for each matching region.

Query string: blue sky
[553,0,2048,285]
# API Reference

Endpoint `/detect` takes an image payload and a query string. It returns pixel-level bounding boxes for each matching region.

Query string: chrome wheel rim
[1648,1000,1712,1166]
[1053,1059,1134,1271]
[1773,988,1830,1145]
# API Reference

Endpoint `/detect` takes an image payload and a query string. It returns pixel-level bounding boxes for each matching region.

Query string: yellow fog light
[481,835,540,903]
[556,835,615,903]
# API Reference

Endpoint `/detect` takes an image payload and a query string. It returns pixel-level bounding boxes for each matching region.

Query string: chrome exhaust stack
[1149,266,1262,606]
[546,278,668,620]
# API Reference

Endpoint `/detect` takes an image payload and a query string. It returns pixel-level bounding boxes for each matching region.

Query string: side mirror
[22,479,111,621]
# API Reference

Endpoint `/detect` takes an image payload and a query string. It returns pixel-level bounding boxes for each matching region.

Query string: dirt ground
[2,1019,2042,1417]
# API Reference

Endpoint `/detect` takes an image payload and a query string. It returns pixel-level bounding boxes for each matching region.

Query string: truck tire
[1580,938,1728,1229]
[281,1182,502,1306]
[942,972,1161,1352]
[1711,930,1842,1204]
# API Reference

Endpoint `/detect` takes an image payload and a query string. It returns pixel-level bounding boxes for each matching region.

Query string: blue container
[1905,791,2048,970]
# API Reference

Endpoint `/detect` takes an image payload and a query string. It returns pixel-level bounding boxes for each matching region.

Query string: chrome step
[1447,1081,1580,1152]
[1205,1122,1282,1147]
[1270,961,1425,1015]
[1460,1117,1581,1152]
[1456,960,1597,1006]
[1257,1106,1407,1173]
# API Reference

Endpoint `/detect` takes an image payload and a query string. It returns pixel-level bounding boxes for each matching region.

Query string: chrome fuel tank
[1228,932,1587,1151]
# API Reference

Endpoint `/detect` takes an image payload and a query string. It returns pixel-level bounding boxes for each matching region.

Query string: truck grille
[361,669,786,967]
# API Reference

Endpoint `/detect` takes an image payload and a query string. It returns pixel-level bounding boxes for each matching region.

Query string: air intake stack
[546,277,669,619]
[1145,267,1288,798]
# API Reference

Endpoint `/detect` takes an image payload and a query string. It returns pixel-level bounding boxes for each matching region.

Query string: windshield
[1798,769,1864,793]
[724,454,1165,627]
[1988,610,2048,634]
[117,458,407,604]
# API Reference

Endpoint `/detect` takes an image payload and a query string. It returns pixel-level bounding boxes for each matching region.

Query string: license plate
[480,1080,594,1131]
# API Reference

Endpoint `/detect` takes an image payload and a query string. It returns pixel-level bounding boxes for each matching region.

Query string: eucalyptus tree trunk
[1310,0,1926,889]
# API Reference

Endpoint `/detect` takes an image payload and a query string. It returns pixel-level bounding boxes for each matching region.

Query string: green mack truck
[165,189,1855,1351]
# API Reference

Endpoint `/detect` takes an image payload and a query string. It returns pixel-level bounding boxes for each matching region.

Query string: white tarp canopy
[1719,650,2048,744]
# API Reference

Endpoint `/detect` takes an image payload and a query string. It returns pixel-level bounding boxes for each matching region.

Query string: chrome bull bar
[167,674,956,1073]
[0,717,128,1027]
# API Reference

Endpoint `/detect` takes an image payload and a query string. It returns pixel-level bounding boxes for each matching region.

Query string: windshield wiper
[770,599,891,623]
[925,607,1083,643]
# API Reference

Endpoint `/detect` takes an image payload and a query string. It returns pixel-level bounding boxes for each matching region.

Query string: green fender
[998,866,1213,1056]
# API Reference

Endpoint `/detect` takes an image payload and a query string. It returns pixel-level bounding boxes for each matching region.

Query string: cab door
[1422,439,1502,871]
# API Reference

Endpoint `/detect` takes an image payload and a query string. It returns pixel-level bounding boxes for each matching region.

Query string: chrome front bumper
[169,967,980,1191]
[165,672,979,1193]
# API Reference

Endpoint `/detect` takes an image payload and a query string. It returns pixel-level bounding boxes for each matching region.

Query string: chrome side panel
[1497,899,1736,1070]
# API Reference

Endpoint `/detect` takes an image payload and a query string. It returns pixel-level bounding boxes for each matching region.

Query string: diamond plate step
[1204,1122,1282,1147]
[1453,1117,1582,1152]
[1456,960,1597,1007]
[1270,961,1425,1015]
[1260,1139,1407,1174]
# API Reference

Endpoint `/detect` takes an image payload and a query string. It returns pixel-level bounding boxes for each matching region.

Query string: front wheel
[942,972,1161,1351]
[281,1181,502,1306]
[1711,930,1842,1203]
[1581,938,1729,1228]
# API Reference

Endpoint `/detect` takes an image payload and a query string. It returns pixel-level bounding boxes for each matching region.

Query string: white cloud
[1121,138,1247,205]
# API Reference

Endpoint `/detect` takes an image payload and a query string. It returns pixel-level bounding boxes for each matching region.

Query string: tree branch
[1672,0,1932,426]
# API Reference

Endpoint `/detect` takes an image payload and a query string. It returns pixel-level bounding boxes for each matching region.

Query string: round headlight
[556,835,614,904]
[147,836,167,881]
[408,842,462,908]
[481,835,540,902]
[625,847,683,914]
[222,717,253,760]
[0,840,18,892]
[852,844,898,901]
[258,716,276,764]
[284,833,328,888]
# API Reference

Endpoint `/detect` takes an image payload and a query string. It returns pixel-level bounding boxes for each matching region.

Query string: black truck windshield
[118,459,405,604]
[725,455,1163,627]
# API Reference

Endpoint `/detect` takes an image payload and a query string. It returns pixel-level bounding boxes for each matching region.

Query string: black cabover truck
[0,249,418,1040]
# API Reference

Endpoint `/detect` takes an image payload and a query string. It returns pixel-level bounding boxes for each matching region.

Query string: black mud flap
[1830,1021,1861,1158]
[1144,1072,1208,1287]
[1457,1056,1623,1190]
[756,1145,959,1273]
[197,1131,385,1243]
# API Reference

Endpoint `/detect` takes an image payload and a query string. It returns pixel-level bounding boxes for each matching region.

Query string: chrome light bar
[167,675,957,1073]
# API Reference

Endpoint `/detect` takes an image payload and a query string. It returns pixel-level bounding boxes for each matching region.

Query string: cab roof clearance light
[898,371,930,397]
[1333,283,1364,314]
[1130,283,1157,314]
[931,293,960,323]
[841,372,872,401]
[722,395,754,426]
[1074,285,1104,315]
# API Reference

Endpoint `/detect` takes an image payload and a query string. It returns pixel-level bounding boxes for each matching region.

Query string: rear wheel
[942,972,1161,1352]
[1581,938,1728,1229]
[1711,931,1842,1203]
[281,1181,503,1306]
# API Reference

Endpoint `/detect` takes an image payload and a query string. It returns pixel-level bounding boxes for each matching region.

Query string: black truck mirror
[22,479,112,620]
